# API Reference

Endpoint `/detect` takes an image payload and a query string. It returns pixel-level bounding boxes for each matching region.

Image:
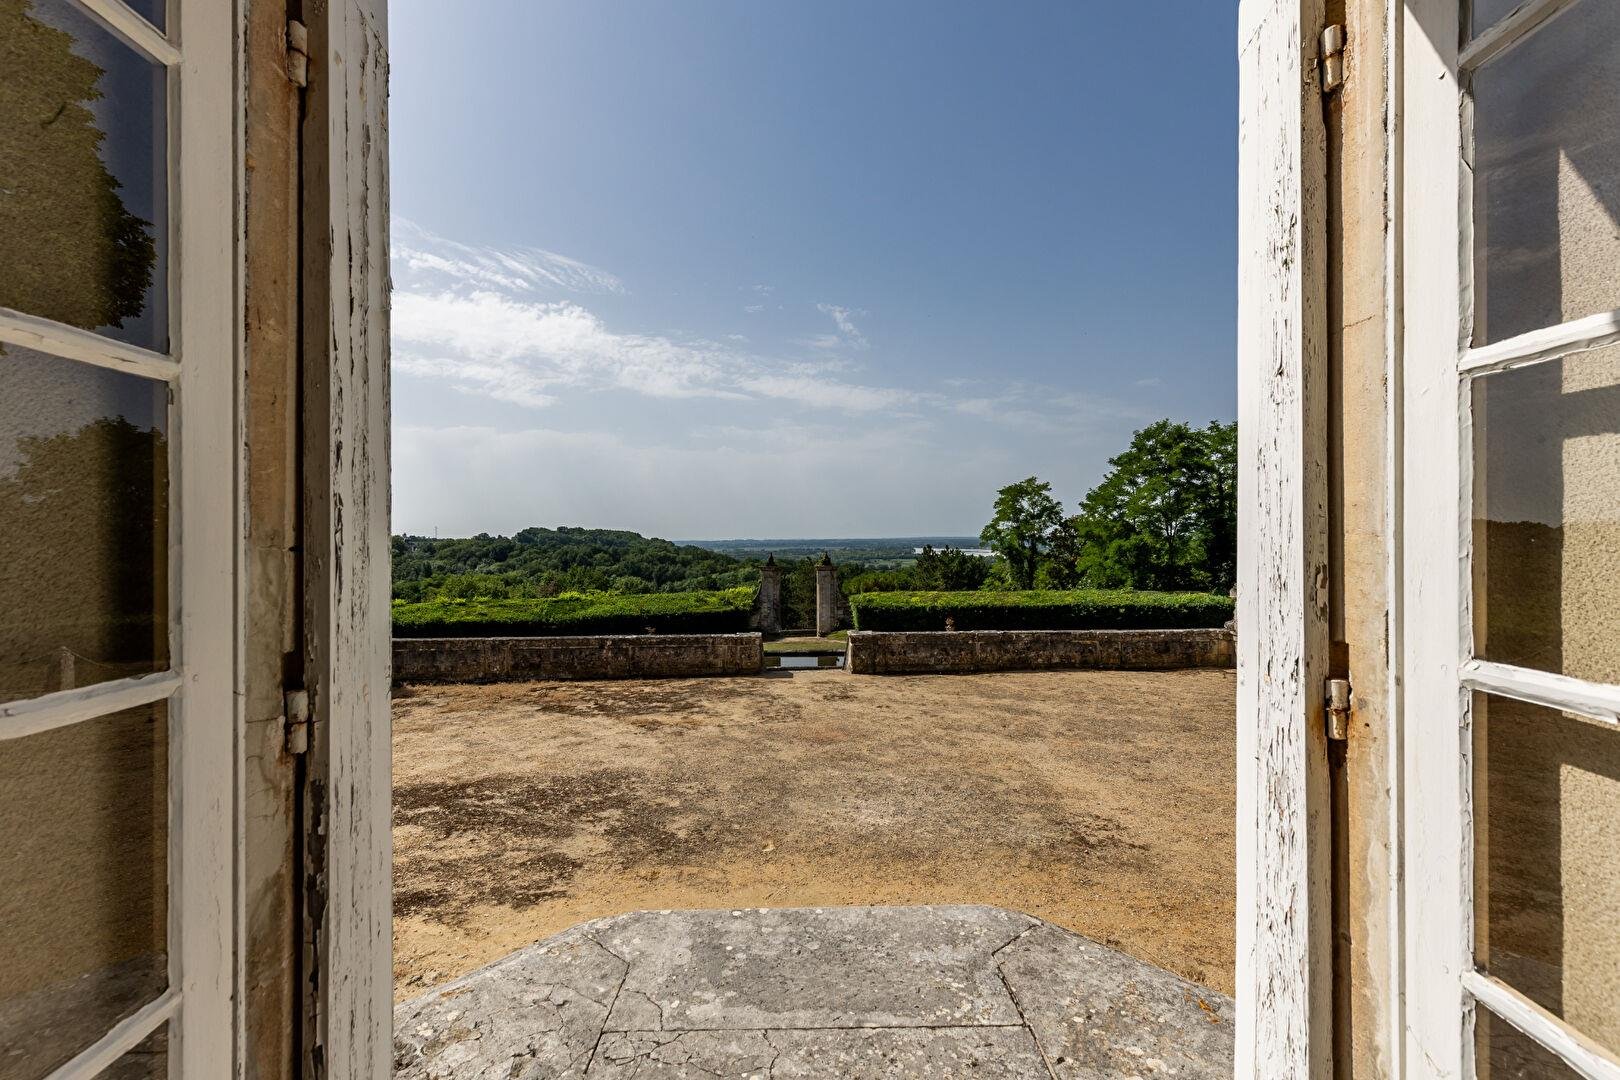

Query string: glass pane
[1471,1,1620,344]
[1472,345,1620,684]
[0,0,169,351]
[1470,0,1524,40]
[1475,1008,1585,1079]
[103,1024,169,1080]
[0,702,169,1079]
[0,345,169,702]
[123,0,166,33]
[1472,693,1620,1055]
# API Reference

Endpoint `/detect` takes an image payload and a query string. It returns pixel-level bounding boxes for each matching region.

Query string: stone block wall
[845,629,1235,675]
[393,633,763,683]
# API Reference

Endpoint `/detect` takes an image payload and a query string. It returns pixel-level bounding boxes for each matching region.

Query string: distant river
[915,547,994,557]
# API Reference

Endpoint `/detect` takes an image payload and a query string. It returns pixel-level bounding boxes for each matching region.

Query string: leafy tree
[979,477,1067,590]
[1071,419,1237,592]
[914,544,991,590]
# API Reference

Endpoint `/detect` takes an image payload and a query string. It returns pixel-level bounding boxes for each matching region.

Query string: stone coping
[393,633,763,683]
[846,628,1235,675]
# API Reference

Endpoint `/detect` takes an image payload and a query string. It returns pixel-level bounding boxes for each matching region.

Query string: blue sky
[389,2,1238,539]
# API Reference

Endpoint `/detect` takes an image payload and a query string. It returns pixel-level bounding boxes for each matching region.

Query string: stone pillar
[757,556,782,633]
[815,554,838,638]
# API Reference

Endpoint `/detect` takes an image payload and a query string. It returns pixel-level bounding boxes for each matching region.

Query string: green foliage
[391,588,755,638]
[848,588,1232,632]
[979,477,1067,590]
[392,526,756,602]
[914,544,992,590]
[1070,420,1236,592]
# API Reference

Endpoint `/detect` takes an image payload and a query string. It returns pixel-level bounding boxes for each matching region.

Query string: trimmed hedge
[392,588,755,638]
[847,589,1232,632]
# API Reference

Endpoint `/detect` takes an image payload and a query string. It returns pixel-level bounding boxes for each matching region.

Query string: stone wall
[393,633,763,683]
[845,629,1235,675]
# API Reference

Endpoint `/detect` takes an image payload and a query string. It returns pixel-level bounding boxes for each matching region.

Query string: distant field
[686,537,981,567]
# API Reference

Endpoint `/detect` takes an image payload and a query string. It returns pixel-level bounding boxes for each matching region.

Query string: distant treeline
[391,527,756,602]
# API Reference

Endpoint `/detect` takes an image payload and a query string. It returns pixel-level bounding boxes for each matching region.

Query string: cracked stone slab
[594,905,1037,1031]
[394,924,627,1079]
[996,922,1234,1079]
[588,1026,1050,1078]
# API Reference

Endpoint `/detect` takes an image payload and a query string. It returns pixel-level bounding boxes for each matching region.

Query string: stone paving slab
[997,923,1234,1079]
[590,1027,1048,1078]
[394,905,1233,1079]
[596,905,1035,1032]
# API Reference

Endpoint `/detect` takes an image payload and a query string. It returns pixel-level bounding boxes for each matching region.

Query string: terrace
[391,666,1236,1075]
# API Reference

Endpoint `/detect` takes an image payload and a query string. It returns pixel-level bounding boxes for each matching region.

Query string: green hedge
[847,589,1232,632]
[392,588,755,638]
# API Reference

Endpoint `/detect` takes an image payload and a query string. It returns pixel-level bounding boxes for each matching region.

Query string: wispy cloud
[392,221,914,416]
[393,219,624,296]
[814,303,869,349]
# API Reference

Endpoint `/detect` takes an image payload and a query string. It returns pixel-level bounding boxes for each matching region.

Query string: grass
[763,633,848,655]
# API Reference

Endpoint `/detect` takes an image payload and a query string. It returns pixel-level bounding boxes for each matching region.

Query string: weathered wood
[1236,0,1333,1075]
[1325,1,1403,1075]
[300,0,393,1076]
[240,0,307,1072]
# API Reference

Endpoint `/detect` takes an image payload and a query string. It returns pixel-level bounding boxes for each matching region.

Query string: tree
[915,544,991,591]
[1071,419,1237,592]
[979,477,1067,590]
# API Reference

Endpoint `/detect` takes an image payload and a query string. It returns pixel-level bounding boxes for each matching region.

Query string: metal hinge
[1320,24,1346,94]
[1325,678,1352,741]
[284,688,312,755]
[286,19,310,88]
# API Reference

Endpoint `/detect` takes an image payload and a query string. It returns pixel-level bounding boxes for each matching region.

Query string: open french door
[0,0,236,1075]
[1402,0,1620,1076]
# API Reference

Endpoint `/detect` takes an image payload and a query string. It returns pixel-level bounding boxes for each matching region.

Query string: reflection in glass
[1475,1009,1584,1080]
[1470,0,1524,39]
[103,1024,169,1080]
[0,702,169,1078]
[1472,345,1620,685]
[0,346,169,701]
[0,0,168,350]
[1473,694,1620,1058]
[123,0,166,33]
[1472,2,1620,344]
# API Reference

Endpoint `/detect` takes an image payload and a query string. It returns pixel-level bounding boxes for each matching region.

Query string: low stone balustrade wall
[845,628,1234,675]
[393,633,763,683]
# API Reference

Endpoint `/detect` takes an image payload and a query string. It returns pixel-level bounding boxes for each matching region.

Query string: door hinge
[1320,24,1346,94]
[284,688,312,755]
[1325,677,1352,741]
[286,19,310,88]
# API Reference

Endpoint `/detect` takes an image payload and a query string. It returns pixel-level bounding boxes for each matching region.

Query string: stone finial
[819,552,833,568]
[765,554,777,569]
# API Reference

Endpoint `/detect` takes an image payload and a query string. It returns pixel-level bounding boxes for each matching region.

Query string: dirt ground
[392,668,1236,1002]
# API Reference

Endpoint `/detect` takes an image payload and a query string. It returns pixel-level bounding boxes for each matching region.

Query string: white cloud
[815,303,869,349]
[392,219,623,296]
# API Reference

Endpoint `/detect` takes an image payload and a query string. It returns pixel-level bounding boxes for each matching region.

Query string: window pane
[0,702,169,1079]
[0,346,169,702]
[103,1024,168,1080]
[1472,693,1620,1055]
[1475,1008,1585,1080]
[123,0,166,33]
[0,0,168,351]
[1472,1,1620,344]
[1472,345,1620,684]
